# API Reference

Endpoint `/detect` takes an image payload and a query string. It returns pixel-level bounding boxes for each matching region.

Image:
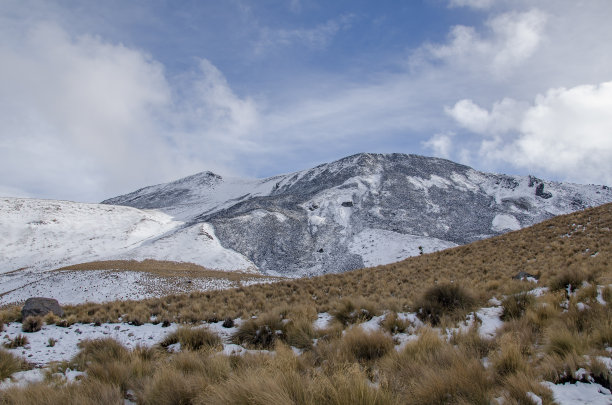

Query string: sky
[1,0,612,202]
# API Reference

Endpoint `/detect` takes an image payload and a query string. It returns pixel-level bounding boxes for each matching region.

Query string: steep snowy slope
[0,197,259,304]
[106,153,612,276]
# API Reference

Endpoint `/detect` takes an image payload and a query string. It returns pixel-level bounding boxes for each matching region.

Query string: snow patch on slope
[348,228,458,266]
[0,197,180,274]
[115,223,258,273]
[491,214,521,232]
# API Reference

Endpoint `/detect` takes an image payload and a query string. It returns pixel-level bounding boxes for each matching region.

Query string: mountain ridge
[103,152,612,276]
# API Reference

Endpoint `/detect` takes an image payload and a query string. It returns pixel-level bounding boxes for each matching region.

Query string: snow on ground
[0,197,263,306]
[114,223,258,273]
[348,228,457,266]
[491,214,521,232]
[475,306,504,339]
[1,322,179,366]
[0,269,261,306]
[543,381,612,404]
[0,197,181,275]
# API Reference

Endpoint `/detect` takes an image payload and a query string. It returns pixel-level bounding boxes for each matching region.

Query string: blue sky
[1,0,612,201]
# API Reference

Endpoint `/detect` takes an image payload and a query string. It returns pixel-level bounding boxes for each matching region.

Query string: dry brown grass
[0,349,28,380]
[2,203,612,404]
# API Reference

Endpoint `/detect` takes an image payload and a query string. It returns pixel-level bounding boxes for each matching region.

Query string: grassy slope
[0,201,604,324]
[1,203,611,404]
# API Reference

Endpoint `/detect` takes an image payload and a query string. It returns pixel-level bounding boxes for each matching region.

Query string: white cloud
[448,81,612,185]
[423,133,454,158]
[423,9,547,77]
[0,21,259,201]
[446,98,528,135]
[448,0,494,9]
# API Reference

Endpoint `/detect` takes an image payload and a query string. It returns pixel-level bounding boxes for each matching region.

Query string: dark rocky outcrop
[21,297,64,319]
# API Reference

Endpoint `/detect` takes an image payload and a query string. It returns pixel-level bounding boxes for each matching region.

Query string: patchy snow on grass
[313,312,333,330]
[542,381,612,404]
[475,306,504,339]
[1,322,178,366]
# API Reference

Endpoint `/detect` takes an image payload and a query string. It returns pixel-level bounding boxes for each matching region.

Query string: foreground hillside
[1,203,611,404]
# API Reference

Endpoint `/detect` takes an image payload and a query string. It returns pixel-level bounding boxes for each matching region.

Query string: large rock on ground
[21,297,64,319]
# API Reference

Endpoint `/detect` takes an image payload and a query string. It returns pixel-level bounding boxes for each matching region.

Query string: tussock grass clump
[0,380,123,405]
[332,298,377,326]
[3,335,28,349]
[341,328,394,362]
[379,312,411,334]
[21,316,43,333]
[501,292,535,321]
[491,335,528,377]
[416,283,475,326]
[450,326,495,358]
[545,328,581,357]
[0,349,27,380]
[160,327,221,351]
[140,367,208,405]
[501,373,554,405]
[72,338,129,370]
[232,312,286,349]
[285,317,316,349]
[549,268,586,293]
[382,329,491,404]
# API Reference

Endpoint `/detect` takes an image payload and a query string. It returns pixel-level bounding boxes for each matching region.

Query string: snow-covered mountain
[103,153,612,276]
[0,198,256,275]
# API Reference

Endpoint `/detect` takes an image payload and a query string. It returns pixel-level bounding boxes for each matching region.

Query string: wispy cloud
[254,14,354,54]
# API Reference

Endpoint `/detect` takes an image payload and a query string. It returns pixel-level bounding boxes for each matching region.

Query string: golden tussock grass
[6,202,605,327]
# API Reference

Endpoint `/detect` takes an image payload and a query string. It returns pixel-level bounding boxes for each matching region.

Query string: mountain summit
[103,153,612,276]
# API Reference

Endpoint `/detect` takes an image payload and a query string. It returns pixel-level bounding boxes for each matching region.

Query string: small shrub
[331,298,377,326]
[546,328,580,356]
[549,269,586,293]
[22,316,43,333]
[285,317,316,349]
[501,292,535,321]
[222,317,234,328]
[4,334,28,348]
[43,312,60,325]
[0,349,26,379]
[72,338,129,369]
[141,367,207,405]
[47,338,58,347]
[341,328,394,362]
[491,336,528,376]
[160,327,222,351]
[416,283,475,326]
[379,312,411,334]
[232,313,286,349]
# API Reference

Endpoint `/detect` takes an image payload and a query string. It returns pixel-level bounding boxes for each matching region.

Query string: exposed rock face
[21,297,64,319]
[103,153,612,277]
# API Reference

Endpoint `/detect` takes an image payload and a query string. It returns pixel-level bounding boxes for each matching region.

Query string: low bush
[72,338,129,370]
[3,334,28,349]
[21,316,43,333]
[232,313,285,350]
[379,312,411,334]
[331,298,377,326]
[549,269,586,293]
[491,335,528,377]
[341,328,394,362]
[160,327,221,351]
[0,349,26,380]
[501,292,535,321]
[415,283,475,326]
[285,317,316,349]
[545,328,581,357]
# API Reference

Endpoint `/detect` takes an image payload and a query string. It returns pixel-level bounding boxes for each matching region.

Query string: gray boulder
[21,297,64,319]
